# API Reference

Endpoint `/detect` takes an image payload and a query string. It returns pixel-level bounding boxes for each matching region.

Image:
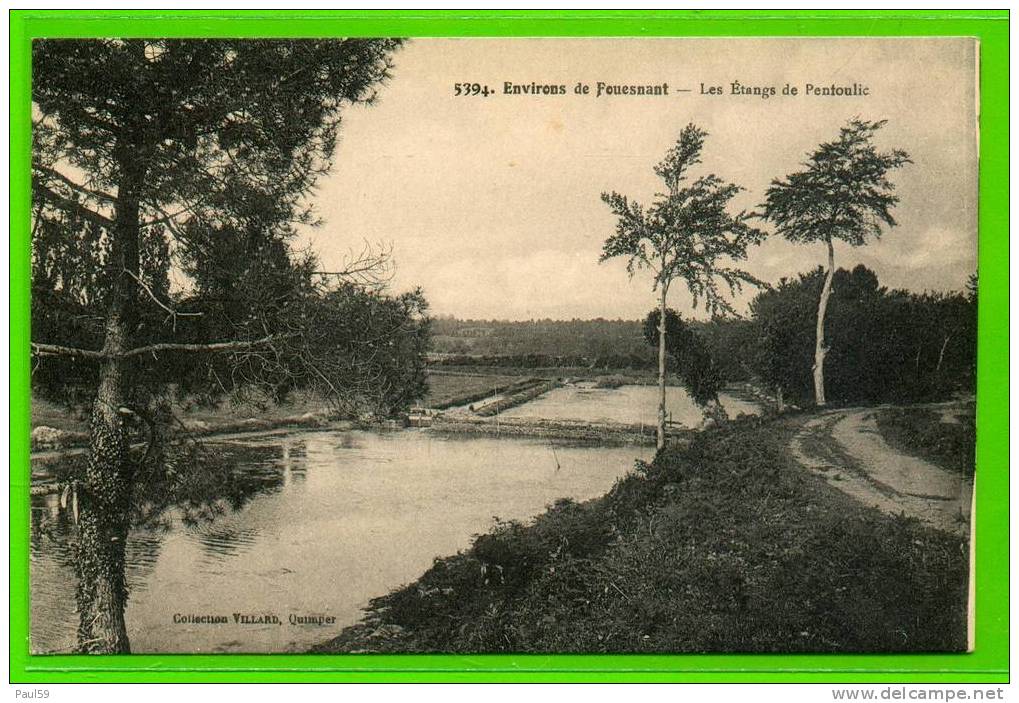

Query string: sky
[298,38,978,321]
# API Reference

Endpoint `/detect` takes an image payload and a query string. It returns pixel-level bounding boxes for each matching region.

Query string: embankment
[30,410,344,456]
[314,413,969,654]
[30,414,355,495]
[429,376,548,411]
[430,414,684,445]
[473,379,560,416]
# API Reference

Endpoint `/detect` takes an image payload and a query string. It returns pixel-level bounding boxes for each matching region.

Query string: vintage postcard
[29,36,977,655]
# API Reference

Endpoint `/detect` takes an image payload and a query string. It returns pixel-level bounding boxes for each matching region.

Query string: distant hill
[430,317,649,359]
[428,316,756,380]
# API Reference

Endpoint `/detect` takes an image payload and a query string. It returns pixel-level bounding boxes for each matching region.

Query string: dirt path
[790,408,973,536]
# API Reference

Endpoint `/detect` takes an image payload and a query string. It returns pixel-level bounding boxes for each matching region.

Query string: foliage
[301,286,431,418]
[875,406,976,477]
[692,316,757,383]
[31,38,409,652]
[747,265,977,405]
[33,39,402,237]
[642,308,725,407]
[747,272,825,403]
[761,118,911,406]
[430,317,652,362]
[318,416,968,654]
[31,38,413,413]
[762,119,911,248]
[600,124,765,314]
[429,316,756,382]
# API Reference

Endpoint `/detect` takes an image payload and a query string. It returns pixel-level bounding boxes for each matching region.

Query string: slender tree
[762,119,910,407]
[31,38,403,653]
[600,124,765,449]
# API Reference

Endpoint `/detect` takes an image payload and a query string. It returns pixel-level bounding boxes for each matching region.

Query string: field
[421,371,535,409]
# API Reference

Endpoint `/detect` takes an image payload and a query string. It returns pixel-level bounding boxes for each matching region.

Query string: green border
[9,9,1009,684]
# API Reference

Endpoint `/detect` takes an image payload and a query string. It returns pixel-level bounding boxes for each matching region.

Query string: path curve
[790,407,973,536]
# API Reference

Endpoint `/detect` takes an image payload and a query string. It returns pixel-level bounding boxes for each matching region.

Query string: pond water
[500,384,760,427]
[30,429,648,654]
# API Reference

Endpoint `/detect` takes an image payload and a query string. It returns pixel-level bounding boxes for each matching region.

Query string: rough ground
[791,406,973,536]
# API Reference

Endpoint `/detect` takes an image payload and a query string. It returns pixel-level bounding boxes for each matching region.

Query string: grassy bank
[875,404,976,477]
[429,364,660,383]
[315,413,968,654]
[473,380,560,416]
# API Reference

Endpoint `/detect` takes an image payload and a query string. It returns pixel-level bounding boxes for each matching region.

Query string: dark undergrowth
[875,405,976,477]
[313,414,969,654]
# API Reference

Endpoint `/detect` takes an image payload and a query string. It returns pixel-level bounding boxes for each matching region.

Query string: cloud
[299,38,977,320]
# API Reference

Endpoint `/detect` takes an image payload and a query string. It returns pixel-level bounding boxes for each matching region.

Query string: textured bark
[74,145,144,653]
[813,237,835,407]
[657,284,668,450]
[75,321,132,654]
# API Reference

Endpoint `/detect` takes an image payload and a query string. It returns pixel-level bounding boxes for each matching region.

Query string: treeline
[742,265,976,406]
[431,264,977,407]
[431,317,649,360]
[432,352,652,370]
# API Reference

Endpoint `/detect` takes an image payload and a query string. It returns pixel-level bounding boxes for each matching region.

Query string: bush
[875,406,976,477]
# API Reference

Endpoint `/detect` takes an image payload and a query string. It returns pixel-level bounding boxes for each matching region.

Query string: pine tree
[31,38,403,653]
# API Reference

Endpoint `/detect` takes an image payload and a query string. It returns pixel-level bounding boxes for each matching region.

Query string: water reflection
[31,438,308,653]
[30,429,645,653]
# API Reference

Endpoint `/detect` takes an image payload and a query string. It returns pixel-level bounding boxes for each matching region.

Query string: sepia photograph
[28,36,978,656]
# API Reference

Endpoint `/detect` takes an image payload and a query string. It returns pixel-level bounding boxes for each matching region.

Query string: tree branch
[123,269,202,330]
[31,342,107,359]
[123,335,277,359]
[140,200,196,240]
[33,162,118,205]
[313,240,394,288]
[34,336,283,360]
[32,182,116,230]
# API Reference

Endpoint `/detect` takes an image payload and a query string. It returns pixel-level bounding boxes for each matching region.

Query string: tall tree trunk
[75,317,132,653]
[657,284,668,450]
[75,147,144,653]
[813,237,835,407]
